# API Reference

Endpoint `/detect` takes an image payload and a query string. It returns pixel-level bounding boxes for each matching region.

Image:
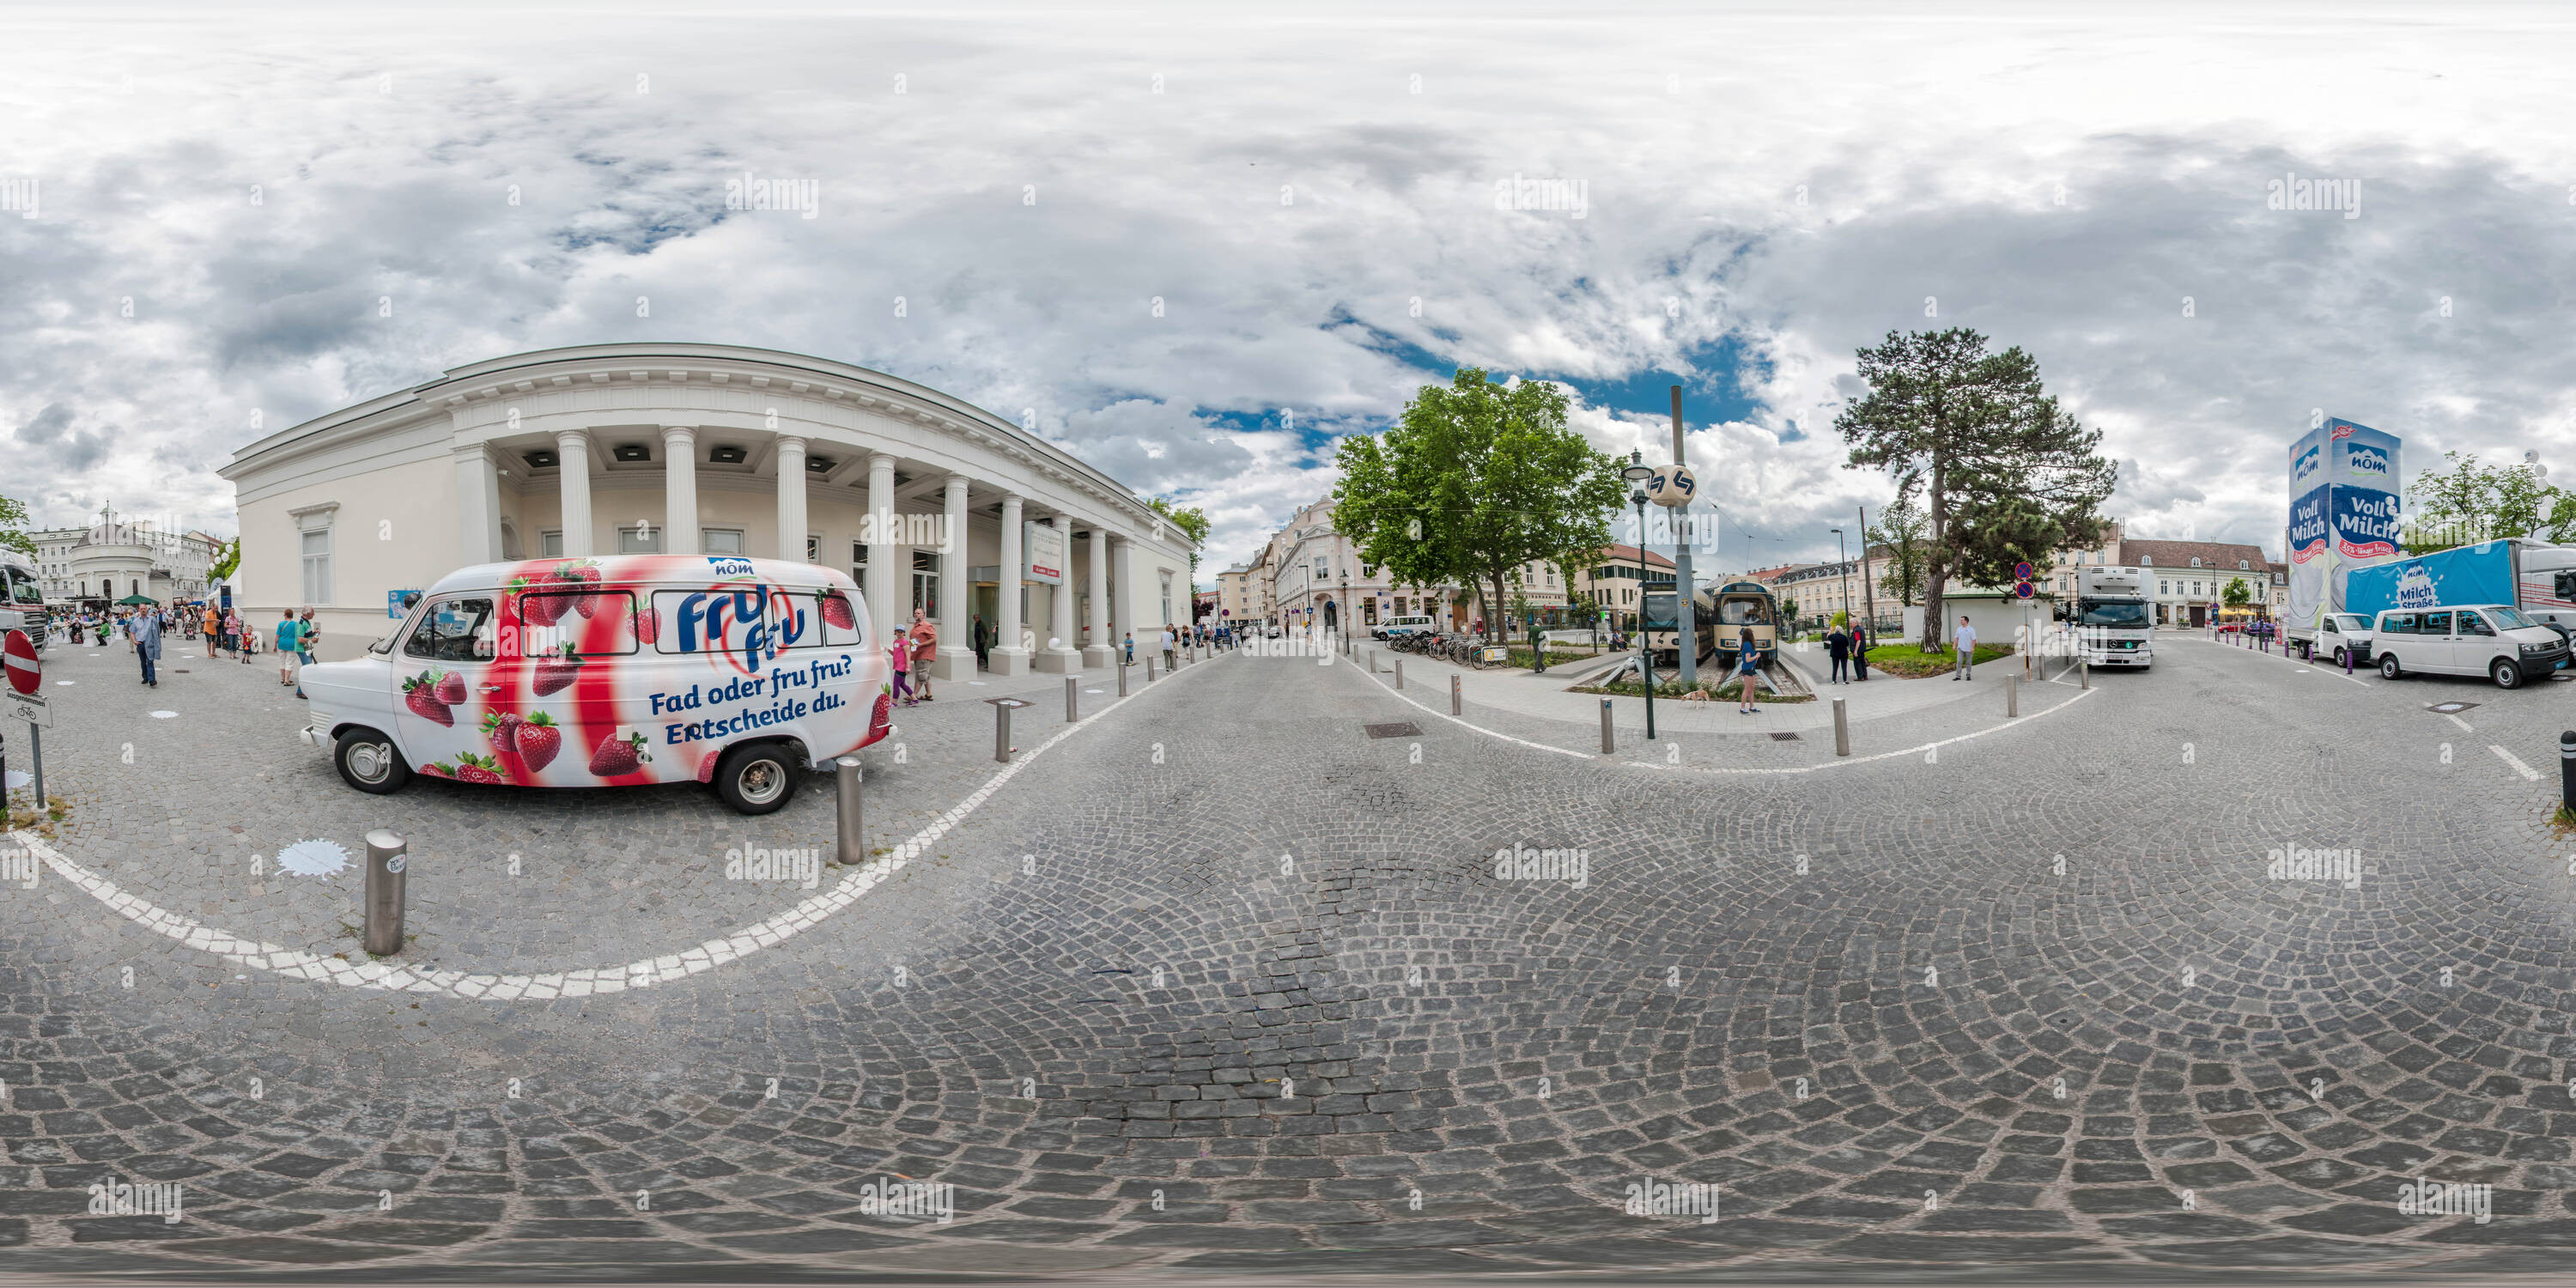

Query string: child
[890,628,914,707]
[1123,632,1134,665]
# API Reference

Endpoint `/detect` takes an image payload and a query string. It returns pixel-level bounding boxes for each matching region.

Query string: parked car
[2315,612,2374,667]
[1374,614,1437,641]
[2372,604,2570,690]
[300,555,892,813]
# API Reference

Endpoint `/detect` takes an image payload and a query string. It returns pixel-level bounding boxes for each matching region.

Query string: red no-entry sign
[2,630,36,696]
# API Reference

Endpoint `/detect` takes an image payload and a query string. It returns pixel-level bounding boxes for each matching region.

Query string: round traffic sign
[2013,580,2036,600]
[2,630,36,696]
[2013,561,2035,580]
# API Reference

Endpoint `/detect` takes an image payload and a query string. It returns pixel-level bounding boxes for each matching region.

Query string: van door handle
[479,683,504,693]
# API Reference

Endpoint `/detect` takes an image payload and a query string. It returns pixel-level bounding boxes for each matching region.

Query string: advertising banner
[2342,542,2517,622]
[2287,416,2403,634]
[2324,417,2402,559]
[1023,521,1066,586]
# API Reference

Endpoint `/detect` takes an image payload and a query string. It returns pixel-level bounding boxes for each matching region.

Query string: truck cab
[2065,566,2154,668]
[2316,612,2374,667]
[0,553,48,649]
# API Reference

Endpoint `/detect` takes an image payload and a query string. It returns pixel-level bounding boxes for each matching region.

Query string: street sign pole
[2,630,43,811]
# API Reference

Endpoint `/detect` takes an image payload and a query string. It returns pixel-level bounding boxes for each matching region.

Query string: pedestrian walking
[1160,625,1177,670]
[971,614,990,670]
[909,609,938,701]
[1123,632,1134,665]
[890,627,915,706]
[133,605,163,687]
[1951,614,1977,680]
[1851,623,1869,681]
[276,611,302,690]
[1735,629,1761,714]
[1826,621,1851,683]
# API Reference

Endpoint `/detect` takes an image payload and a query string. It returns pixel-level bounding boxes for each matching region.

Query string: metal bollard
[1451,674,1461,716]
[2345,647,2354,676]
[1601,698,1614,754]
[1833,697,1850,756]
[1066,675,1078,722]
[833,756,863,866]
[2006,675,2018,718]
[2080,655,2089,689]
[1370,650,1377,673]
[995,702,1013,763]
[1120,664,1129,696]
[363,829,407,957]
[1395,659,1404,690]
[1147,657,1157,682]
[2562,732,2576,817]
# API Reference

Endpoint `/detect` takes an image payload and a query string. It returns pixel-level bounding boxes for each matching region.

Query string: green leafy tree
[1145,499,1211,583]
[1333,368,1625,641]
[1866,495,1929,607]
[0,495,34,558]
[2221,577,2251,608]
[1834,329,2117,648]
[2406,450,2558,550]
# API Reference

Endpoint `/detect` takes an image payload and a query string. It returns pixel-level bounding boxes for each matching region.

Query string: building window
[702,529,745,556]
[618,526,662,555]
[300,523,332,605]
[806,534,820,563]
[851,540,869,586]
[542,530,563,558]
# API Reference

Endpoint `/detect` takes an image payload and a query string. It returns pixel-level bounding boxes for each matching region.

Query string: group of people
[50,603,322,693]
[942,614,1233,677]
[1820,620,1876,684]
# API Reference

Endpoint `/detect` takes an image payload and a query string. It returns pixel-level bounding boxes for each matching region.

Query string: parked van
[1374,615,1437,640]
[2372,604,2569,690]
[301,555,892,813]
[0,551,49,650]
[2315,612,2374,668]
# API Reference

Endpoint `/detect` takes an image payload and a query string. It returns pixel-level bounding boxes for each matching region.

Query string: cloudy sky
[7,1,2575,576]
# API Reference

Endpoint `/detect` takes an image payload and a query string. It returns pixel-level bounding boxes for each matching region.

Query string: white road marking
[2492,744,2541,781]
[2448,714,2475,732]
[7,653,1231,999]
[1349,655,2096,774]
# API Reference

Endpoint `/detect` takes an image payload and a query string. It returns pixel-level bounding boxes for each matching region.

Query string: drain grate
[1364,721,1423,739]
[2427,702,2480,714]
[1769,731,1801,741]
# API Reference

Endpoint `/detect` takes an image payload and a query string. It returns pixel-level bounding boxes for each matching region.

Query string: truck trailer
[2338,539,2576,643]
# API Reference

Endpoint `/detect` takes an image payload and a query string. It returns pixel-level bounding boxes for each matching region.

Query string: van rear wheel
[714,742,797,815]
[2379,653,2403,680]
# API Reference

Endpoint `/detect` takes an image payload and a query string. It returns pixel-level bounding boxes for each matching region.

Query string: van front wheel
[334,727,412,795]
[2492,658,2524,690]
[714,742,797,815]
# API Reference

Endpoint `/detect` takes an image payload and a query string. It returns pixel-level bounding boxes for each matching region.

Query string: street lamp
[1339,569,1350,651]
[1831,527,1851,630]
[1621,449,1659,739]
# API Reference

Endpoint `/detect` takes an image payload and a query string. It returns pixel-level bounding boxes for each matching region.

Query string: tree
[1834,329,2117,648]
[1334,368,1625,641]
[2221,577,2251,608]
[2406,451,2559,550]
[1145,499,1210,584]
[0,495,33,558]
[1866,496,1929,607]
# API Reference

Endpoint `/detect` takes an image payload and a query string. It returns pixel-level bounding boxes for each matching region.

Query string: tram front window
[1718,600,1771,626]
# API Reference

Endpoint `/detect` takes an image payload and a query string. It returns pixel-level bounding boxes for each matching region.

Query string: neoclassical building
[222,343,1198,675]
[30,507,223,606]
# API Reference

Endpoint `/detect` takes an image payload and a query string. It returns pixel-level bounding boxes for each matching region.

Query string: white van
[2315,612,2374,668]
[2372,604,2569,690]
[1374,615,1437,640]
[301,555,892,813]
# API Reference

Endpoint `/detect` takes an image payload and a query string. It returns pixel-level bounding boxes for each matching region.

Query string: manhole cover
[2427,702,2480,714]
[1769,731,1801,742]
[1364,721,1422,739]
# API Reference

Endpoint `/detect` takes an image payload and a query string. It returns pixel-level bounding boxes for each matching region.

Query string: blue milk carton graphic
[2324,418,2402,560]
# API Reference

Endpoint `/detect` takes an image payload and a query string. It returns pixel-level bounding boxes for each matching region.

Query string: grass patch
[1503,647,1592,669]
[1861,641,2016,678]
[2,791,71,837]
[2551,803,2576,836]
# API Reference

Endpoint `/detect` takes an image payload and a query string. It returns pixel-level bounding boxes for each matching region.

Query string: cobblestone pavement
[2,631,2574,1279]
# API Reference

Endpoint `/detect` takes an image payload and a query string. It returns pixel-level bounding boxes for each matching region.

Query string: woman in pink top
[890,627,914,707]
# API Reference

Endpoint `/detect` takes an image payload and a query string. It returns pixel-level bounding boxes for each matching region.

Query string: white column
[1109,534,1135,656]
[990,494,1029,675]
[1082,525,1113,666]
[555,431,593,557]
[1037,517,1080,672]
[660,426,700,555]
[453,443,502,565]
[775,435,808,563]
[866,453,896,650]
[935,475,972,680]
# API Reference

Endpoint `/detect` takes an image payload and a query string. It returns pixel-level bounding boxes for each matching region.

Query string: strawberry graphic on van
[589,730,652,777]
[532,643,584,696]
[453,752,508,785]
[820,591,857,633]
[482,711,528,781]
[513,712,563,773]
[403,672,456,726]
[552,561,603,617]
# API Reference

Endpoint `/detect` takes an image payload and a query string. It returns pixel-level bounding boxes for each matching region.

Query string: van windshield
[2489,606,2537,630]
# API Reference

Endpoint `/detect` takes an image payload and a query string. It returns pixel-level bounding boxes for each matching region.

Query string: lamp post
[1339,570,1350,649]
[1831,527,1852,631]
[1622,451,1658,740]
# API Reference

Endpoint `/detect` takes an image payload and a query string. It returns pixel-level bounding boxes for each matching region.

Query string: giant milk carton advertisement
[2284,416,2402,640]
